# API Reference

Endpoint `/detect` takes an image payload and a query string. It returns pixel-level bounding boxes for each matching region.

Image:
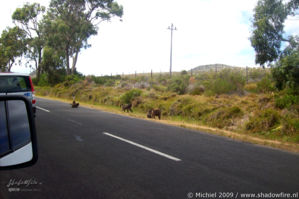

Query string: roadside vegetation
[35,67,299,144]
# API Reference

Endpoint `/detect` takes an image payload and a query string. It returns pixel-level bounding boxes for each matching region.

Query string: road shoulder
[36,95,299,154]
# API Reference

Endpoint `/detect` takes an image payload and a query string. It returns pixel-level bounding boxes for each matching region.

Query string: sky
[0,0,298,76]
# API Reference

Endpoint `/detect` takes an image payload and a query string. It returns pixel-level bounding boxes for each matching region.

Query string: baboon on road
[71,96,79,108]
[72,101,80,108]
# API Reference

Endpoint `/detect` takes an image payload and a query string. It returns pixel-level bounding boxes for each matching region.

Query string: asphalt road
[0,97,299,199]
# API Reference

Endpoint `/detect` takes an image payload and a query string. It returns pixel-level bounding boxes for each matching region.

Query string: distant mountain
[190,64,240,72]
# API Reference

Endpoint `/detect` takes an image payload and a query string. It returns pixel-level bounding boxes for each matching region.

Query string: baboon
[72,100,80,108]
[71,95,79,108]
[147,108,161,120]
[121,103,133,112]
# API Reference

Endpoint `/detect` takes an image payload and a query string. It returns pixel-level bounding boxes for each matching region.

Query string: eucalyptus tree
[46,0,123,75]
[250,0,298,67]
[250,0,298,91]
[0,27,26,72]
[12,3,46,80]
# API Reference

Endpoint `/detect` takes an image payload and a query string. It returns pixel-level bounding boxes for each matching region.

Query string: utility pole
[168,23,177,78]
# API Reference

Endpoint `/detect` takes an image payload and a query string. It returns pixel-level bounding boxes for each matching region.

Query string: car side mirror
[0,95,38,170]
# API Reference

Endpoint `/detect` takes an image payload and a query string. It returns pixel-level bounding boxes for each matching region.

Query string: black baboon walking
[121,103,133,112]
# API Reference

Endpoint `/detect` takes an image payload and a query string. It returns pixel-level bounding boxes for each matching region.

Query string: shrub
[275,94,299,109]
[187,84,205,95]
[246,109,280,133]
[256,75,276,93]
[63,74,83,87]
[91,75,121,86]
[248,68,267,81]
[38,73,49,86]
[272,48,299,93]
[203,69,245,95]
[244,83,258,93]
[181,70,188,75]
[156,76,168,86]
[205,106,243,128]
[152,84,167,92]
[167,76,189,95]
[282,117,299,136]
[169,97,194,116]
[120,89,142,104]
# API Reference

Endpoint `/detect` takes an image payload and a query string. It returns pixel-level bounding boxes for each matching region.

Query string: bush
[272,48,299,93]
[256,75,276,93]
[187,84,205,95]
[282,117,299,136]
[246,109,280,133]
[244,83,258,93]
[169,97,194,116]
[205,106,243,128]
[38,73,50,86]
[152,84,167,92]
[120,89,142,104]
[91,75,121,86]
[248,68,267,81]
[275,94,299,109]
[63,74,83,86]
[167,76,189,95]
[204,69,245,95]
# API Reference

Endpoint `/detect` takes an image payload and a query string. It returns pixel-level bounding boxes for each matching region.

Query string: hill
[190,64,240,73]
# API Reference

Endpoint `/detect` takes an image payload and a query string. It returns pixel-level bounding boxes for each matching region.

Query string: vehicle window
[0,101,10,157]
[0,76,31,93]
[7,100,30,150]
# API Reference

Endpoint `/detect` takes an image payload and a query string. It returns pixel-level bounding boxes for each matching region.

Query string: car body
[0,73,36,116]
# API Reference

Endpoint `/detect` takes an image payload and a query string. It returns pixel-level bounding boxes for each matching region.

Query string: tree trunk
[36,48,42,82]
[71,50,79,75]
[66,47,70,75]
[8,60,13,72]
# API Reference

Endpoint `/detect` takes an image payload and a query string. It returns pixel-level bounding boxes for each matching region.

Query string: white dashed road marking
[103,132,182,162]
[36,106,50,112]
[68,119,82,126]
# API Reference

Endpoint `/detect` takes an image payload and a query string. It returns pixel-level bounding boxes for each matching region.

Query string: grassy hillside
[35,68,299,145]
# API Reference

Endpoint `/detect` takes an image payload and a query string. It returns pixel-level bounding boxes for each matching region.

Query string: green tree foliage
[12,3,46,81]
[250,0,289,66]
[250,0,298,66]
[0,27,26,71]
[251,0,298,93]
[40,46,66,85]
[2,0,123,85]
[46,0,123,75]
[272,38,299,92]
